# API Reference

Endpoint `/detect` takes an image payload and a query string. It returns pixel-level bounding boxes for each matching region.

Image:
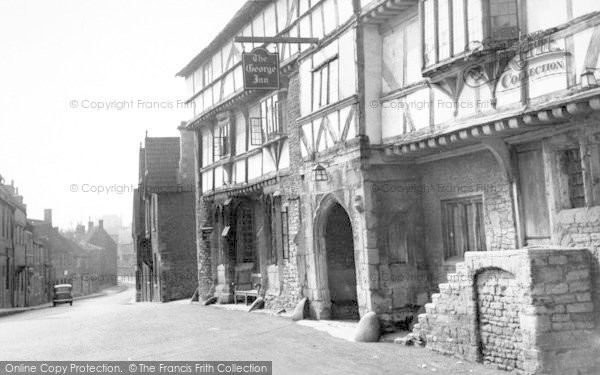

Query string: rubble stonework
[264,72,303,311]
[412,248,600,374]
[420,151,517,286]
[555,206,600,317]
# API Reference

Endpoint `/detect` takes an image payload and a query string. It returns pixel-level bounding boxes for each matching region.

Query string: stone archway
[322,202,359,320]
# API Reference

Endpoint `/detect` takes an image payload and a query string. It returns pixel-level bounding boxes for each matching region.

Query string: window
[215,208,224,265]
[382,17,421,93]
[266,197,276,265]
[438,0,451,60]
[203,61,213,87]
[281,206,290,260]
[452,0,466,55]
[490,0,519,39]
[5,258,9,289]
[466,0,483,45]
[423,0,436,66]
[152,195,158,232]
[312,57,338,111]
[560,148,586,209]
[213,124,229,160]
[262,97,284,140]
[422,0,518,67]
[250,118,263,146]
[442,196,486,260]
[251,96,285,145]
[237,205,257,270]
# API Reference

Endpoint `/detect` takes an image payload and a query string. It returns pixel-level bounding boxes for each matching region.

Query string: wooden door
[517,146,551,242]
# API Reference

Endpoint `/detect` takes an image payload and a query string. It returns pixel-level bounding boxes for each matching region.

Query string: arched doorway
[324,203,359,320]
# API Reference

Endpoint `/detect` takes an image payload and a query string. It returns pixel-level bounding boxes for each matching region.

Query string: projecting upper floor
[360,0,600,149]
[178,0,357,120]
[182,0,600,194]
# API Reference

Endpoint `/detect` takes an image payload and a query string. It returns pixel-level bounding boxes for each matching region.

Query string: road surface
[0,285,505,375]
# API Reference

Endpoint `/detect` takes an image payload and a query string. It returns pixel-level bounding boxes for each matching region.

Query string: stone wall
[420,150,516,287]
[365,163,430,330]
[156,192,198,302]
[264,72,303,311]
[555,206,600,325]
[412,248,600,374]
[299,148,366,319]
[476,269,523,369]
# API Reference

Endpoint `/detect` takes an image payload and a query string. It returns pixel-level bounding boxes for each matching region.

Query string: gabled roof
[29,220,88,256]
[144,137,181,187]
[176,0,271,77]
[0,184,26,211]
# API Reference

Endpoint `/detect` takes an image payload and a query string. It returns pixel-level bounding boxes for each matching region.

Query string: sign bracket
[234,36,319,45]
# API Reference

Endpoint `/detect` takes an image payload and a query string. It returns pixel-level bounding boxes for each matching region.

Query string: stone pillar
[196,198,214,301]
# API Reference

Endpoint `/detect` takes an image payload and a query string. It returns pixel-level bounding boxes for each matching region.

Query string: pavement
[0,284,507,375]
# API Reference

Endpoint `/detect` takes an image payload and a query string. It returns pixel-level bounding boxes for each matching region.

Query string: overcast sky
[0,0,246,230]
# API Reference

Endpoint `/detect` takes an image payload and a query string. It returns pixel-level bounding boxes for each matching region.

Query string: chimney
[88,221,94,232]
[44,209,52,225]
[76,224,85,237]
[99,220,104,229]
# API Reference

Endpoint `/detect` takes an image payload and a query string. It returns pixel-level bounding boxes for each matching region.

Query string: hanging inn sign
[236,36,318,90]
[242,47,280,90]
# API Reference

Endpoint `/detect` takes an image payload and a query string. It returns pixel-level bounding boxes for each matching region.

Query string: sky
[0,0,246,230]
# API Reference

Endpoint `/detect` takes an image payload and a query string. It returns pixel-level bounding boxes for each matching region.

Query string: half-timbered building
[179,0,600,343]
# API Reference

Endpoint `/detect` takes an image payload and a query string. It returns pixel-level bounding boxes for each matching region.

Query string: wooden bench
[232,264,262,305]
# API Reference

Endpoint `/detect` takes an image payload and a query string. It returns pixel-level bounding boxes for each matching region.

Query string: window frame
[421,0,520,68]
[213,123,229,160]
[281,205,290,260]
[311,55,339,112]
[441,194,486,261]
[250,95,285,145]
[382,16,421,92]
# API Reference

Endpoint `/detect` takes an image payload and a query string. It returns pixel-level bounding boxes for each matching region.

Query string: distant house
[0,180,17,308]
[79,220,118,286]
[133,128,197,302]
[0,180,52,308]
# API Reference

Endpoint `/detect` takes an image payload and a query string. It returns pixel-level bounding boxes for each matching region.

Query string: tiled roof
[144,137,180,187]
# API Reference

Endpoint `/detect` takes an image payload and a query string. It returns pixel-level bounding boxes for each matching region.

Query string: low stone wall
[412,248,600,374]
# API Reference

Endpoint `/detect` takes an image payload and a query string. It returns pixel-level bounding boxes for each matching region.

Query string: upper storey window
[312,57,339,111]
[490,0,519,39]
[422,0,519,69]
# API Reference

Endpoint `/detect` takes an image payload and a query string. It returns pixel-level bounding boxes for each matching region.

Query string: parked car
[53,284,73,306]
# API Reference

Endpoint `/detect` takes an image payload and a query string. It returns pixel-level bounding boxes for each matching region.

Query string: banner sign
[242,47,280,90]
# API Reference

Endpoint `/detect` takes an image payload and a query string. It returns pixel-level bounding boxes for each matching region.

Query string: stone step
[439,283,451,293]
[425,302,436,314]
[454,262,469,274]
